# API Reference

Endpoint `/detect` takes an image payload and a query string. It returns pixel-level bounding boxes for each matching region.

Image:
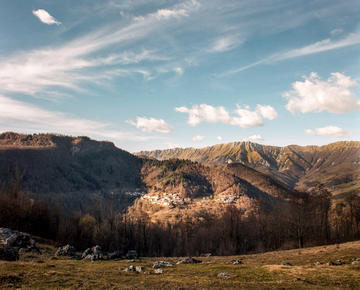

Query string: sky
[0,0,359,152]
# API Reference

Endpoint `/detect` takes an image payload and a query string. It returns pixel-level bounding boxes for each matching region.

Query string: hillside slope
[0,133,291,217]
[137,141,360,197]
[0,132,143,212]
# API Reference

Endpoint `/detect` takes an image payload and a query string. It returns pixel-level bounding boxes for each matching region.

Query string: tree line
[0,172,359,256]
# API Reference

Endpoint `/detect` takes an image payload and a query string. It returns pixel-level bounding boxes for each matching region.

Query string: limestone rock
[153,261,174,268]
[176,257,202,264]
[55,245,76,257]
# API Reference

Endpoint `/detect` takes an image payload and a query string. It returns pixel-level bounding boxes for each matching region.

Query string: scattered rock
[314,261,322,266]
[82,245,104,261]
[232,259,243,265]
[0,246,18,261]
[327,260,344,266]
[153,261,174,268]
[176,257,202,264]
[154,268,163,274]
[55,245,76,257]
[351,260,360,265]
[124,265,136,272]
[135,266,144,273]
[217,272,231,279]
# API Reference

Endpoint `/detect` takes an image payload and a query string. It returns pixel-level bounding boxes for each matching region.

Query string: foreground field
[1,241,360,289]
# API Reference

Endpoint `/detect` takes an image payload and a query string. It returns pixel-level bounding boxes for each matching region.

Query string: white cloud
[242,134,264,143]
[32,9,61,25]
[127,117,173,133]
[216,136,223,141]
[0,94,150,142]
[155,8,188,19]
[192,135,204,141]
[222,31,360,76]
[175,103,278,128]
[305,126,350,138]
[255,104,278,120]
[284,72,360,114]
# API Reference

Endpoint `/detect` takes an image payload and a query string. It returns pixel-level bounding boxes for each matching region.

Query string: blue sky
[0,0,359,151]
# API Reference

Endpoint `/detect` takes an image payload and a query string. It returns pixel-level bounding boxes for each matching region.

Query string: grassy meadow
[0,241,360,289]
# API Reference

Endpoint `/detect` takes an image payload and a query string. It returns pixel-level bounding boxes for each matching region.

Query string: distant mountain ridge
[137,141,360,197]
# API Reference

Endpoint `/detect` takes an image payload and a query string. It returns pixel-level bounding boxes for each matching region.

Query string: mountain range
[137,141,360,199]
[0,132,358,223]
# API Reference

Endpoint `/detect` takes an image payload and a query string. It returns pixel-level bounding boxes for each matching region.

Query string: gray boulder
[123,265,143,273]
[176,257,202,264]
[217,272,231,279]
[124,265,136,272]
[0,227,35,248]
[154,268,163,274]
[0,228,40,257]
[135,266,144,273]
[153,261,174,268]
[232,259,243,265]
[82,245,104,261]
[55,245,76,257]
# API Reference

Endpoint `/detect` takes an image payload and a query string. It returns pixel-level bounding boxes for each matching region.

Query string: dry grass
[0,241,360,289]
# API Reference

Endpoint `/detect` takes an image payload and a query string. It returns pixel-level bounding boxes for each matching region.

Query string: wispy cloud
[32,9,61,25]
[0,1,200,98]
[221,31,360,76]
[0,94,151,142]
[175,103,277,128]
[208,34,243,53]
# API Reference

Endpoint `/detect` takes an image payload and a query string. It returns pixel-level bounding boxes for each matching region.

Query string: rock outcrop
[81,245,104,261]
[0,228,40,260]
[55,245,76,257]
